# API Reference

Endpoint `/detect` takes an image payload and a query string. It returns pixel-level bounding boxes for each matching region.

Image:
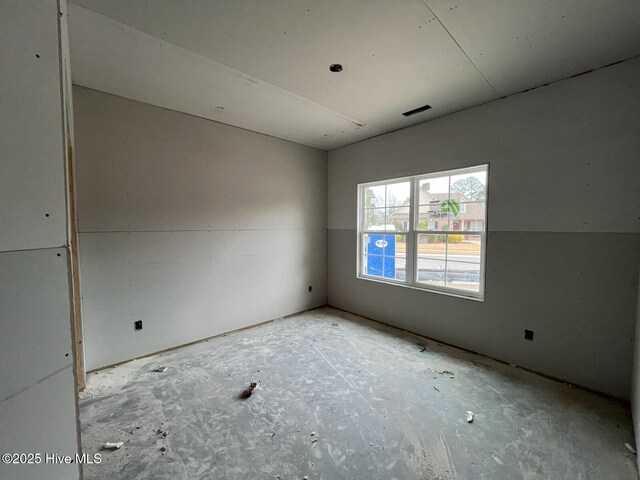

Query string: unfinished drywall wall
[633,261,640,467]
[73,87,327,370]
[0,1,81,479]
[328,58,640,399]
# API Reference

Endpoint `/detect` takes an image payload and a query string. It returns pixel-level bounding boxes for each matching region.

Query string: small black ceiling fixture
[402,104,432,117]
[329,64,343,72]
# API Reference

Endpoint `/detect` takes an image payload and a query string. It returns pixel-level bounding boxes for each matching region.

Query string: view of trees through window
[359,165,488,299]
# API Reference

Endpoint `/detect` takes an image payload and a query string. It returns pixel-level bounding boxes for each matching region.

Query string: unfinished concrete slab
[79,308,637,479]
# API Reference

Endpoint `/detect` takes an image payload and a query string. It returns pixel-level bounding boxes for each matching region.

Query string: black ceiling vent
[402,104,432,117]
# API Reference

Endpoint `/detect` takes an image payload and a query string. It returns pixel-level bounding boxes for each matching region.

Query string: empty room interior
[2,1,640,479]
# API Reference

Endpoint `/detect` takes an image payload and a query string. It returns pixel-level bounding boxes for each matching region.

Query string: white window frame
[357,164,488,301]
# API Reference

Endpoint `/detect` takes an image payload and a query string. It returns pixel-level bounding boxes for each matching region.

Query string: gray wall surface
[73,87,328,370]
[634,262,640,468]
[327,58,640,399]
[0,1,81,479]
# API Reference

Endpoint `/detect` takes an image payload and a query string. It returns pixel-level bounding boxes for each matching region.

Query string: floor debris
[103,442,124,450]
[434,386,440,392]
[154,366,167,372]
[466,411,474,423]
[625,443,636,454]
[79,309,637,479]
[240,381,259,398]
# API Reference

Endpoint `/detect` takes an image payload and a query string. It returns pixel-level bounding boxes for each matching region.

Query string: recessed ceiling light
[329,64,343,72]
[402,104,432,117]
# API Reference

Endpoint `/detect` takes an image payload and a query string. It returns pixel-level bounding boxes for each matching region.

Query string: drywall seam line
[330,54,640,152]
[70,6,375,136]
[419,0,500,97]
[1,363,72,404]
[0,245,67,255]
[326,228,640,235]
[78,227,327,234]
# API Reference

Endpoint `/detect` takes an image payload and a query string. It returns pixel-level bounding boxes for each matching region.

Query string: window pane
[416,215,441,232]
[418,203,449,230]
[446,261,480,292]
[363,208,385,230]
[385,257,406,281]
[395,234,407,257]
[365,234,395,256]
[450,219,463,231]
[450,171,487,202]
[417,233,446,256]
[416,257,446,286]
[458,201,486,228]
[418,176,449,203]
[362,234,405,281]
[365,208,406,231]
[394,234,406,282]
[447,234,481,263]
[387,204,409,230]
[416,234,483,292]
[386,181,410,208]
[362,254,383,277]
[363,185,385,208]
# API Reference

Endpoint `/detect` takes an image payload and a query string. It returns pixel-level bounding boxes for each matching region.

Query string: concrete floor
[79,307,638,479]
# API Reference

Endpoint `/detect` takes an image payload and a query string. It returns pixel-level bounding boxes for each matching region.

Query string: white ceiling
[68,1,640,150]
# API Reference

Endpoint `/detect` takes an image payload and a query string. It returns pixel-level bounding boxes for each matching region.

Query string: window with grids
[358,164,488,300]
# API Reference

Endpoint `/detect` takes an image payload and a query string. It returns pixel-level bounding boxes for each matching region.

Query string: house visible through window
[358,164,488,300]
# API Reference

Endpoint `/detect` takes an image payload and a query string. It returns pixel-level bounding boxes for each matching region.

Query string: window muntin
[358,165,488,300]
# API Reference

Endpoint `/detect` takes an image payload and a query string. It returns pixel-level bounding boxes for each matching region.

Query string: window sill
[356,274,485,302]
